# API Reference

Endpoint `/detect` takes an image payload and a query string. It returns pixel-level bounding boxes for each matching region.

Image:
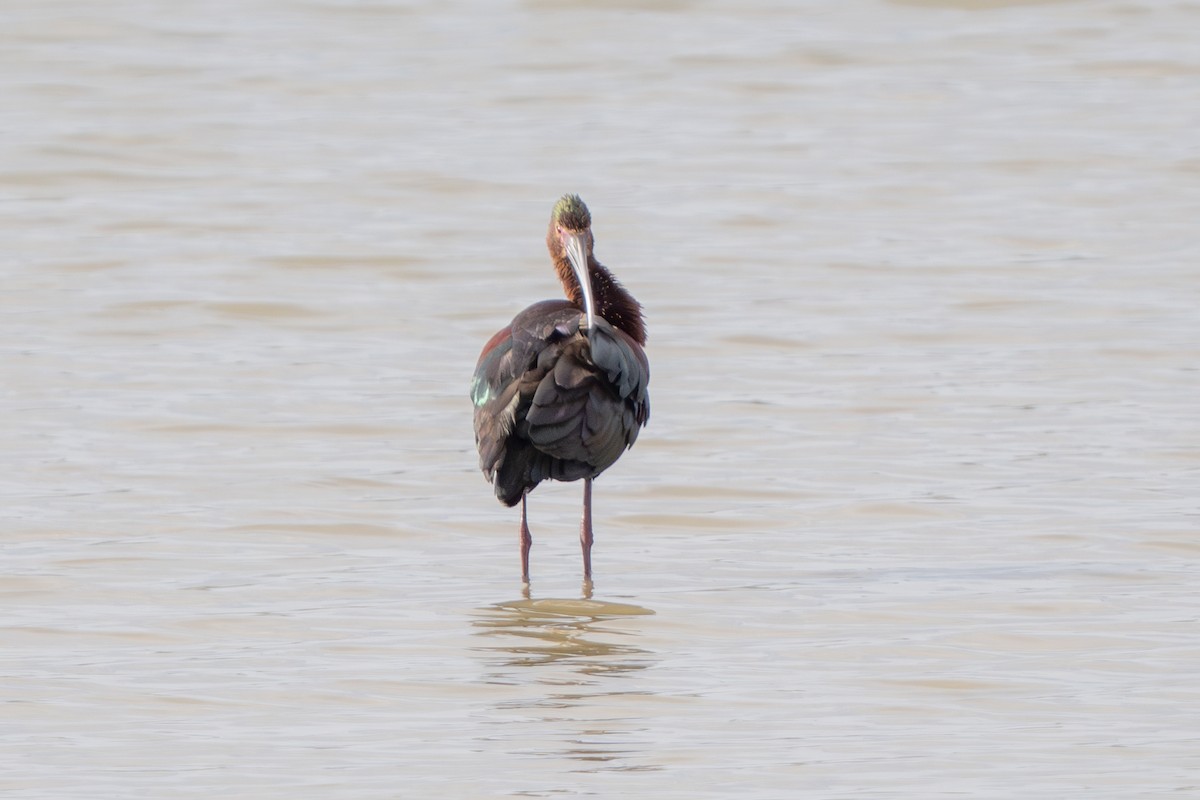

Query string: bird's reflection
[471,594,660,771]
[473,595,654,672]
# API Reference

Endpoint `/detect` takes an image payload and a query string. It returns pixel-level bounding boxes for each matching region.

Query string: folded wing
[471,300,650,507]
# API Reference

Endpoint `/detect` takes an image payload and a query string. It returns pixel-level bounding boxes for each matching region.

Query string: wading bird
[471,195,649,589]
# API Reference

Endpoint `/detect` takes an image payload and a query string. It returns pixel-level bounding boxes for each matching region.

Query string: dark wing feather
[471,299,650,507]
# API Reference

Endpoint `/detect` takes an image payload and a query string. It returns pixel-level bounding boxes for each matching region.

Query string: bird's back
[472,301,649,506]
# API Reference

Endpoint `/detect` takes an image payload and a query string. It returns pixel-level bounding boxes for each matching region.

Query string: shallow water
[3,0,1198,797]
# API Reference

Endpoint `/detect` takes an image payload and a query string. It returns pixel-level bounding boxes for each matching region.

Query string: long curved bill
[563,232,596,331]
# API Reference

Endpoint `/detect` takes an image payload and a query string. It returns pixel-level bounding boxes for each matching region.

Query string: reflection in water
[473,597,655,672]
[471,597,660,771]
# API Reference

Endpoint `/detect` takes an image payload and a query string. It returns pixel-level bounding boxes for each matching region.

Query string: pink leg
[520,495,532,586]
[580,478,594,582]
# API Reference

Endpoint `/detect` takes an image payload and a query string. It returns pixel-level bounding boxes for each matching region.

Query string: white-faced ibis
[471,195,650,589]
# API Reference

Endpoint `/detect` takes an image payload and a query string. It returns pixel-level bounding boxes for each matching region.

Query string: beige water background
[3,0,1199,797]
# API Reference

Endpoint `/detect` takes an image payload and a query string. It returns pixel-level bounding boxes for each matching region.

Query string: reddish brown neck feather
[545,216,647,345]
[548,251,646,347]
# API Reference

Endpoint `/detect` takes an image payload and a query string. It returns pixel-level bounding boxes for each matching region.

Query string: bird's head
[547,194,596,329]
[552,193,591,233]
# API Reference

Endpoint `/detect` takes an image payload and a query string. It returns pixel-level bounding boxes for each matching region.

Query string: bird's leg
[580,478,594,590]
[520,494,532,588]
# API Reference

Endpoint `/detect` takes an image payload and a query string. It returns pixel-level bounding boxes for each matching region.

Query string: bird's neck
[555,255,647,346]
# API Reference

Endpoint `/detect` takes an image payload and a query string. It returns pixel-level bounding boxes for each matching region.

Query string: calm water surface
[3,0,1198,797]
